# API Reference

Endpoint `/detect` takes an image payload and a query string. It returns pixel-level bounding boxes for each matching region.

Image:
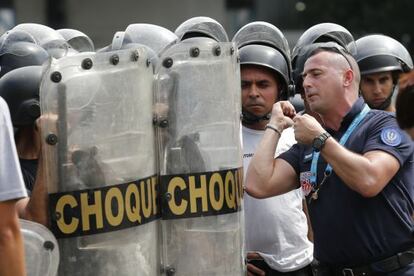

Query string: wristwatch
[312,132,331,152]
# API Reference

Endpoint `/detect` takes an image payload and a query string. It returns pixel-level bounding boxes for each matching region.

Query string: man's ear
[343,69,354,87]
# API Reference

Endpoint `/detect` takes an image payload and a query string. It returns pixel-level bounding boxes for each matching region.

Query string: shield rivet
[165,193,172,201]
[54,211,61,221]
[43,241,55,251]
[166,267,176,276]
[190,47,200,57]
[213,45,221,56]
[50,71,62,83]
[163,58,173,68]
[46,134,58,145]
[110,54,120,65]
[159,119,169,128]
[81,58,93,70]
[131,50,139,61]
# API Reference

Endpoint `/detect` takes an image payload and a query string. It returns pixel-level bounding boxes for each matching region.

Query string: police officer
[233,22,313,276]
[246,43,414,275]
[354,34,413,112]
[0,96,27,276]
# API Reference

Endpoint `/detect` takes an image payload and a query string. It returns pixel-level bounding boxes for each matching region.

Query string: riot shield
[40,47,159,275]
[154,37,244,275]
[20,219,59,276]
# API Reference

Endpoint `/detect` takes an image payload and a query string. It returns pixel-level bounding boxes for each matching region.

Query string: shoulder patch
[380,127,402,147]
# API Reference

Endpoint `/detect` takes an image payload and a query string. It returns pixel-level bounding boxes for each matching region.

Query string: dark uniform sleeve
[362,112,413,166]
[277,143,302,176]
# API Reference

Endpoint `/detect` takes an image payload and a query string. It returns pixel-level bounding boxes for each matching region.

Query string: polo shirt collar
[328,97,365,135]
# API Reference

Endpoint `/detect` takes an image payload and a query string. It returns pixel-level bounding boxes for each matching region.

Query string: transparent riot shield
[20,219,59,276]
[154,38,244,275]
[40,47,159,276]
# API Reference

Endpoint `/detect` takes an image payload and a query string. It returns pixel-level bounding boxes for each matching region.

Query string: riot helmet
[57,28,95,52]
[355,34,413,75]
[292,23,356,93]
[13,23,73,58]
[109,31,133,51]
[175,16,228,42]
[0,30,49,78]
[0,65,43,126]
[354,34,413,110]
[0,29,37,47]
[233,21,292,98]
[125,23,178,55]
[238,45,290,100]
[104,26,175,70]
[232,21,291,69]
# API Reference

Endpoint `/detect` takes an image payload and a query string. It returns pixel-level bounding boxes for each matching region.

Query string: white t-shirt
[243,126,313,272]
[0,98,27,201]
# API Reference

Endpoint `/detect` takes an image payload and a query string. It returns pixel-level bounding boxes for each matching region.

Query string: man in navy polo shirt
[245,43,414,276]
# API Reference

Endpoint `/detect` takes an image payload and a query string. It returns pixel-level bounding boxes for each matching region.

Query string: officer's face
[302,51,347,114]
[241,65,279,117]
[360,72,394,109]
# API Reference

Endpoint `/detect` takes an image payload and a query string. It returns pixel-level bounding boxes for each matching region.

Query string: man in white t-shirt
[0,97,27,276]
[233,22,313,276]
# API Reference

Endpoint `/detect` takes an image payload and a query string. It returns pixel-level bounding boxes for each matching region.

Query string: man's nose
[248,85,260,97]
[302,76,311,91]
[374,82,383,94]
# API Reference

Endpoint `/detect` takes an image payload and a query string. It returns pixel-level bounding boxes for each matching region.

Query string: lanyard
[310,104,370,187]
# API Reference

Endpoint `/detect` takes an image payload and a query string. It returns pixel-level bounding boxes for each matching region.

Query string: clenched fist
[293,114,325,145]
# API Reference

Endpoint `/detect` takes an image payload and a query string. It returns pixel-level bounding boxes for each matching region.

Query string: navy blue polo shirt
[279,97,414,267]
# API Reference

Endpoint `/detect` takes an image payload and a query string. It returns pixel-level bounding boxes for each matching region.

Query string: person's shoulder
[367,109,396,118]
[363,109,397,125]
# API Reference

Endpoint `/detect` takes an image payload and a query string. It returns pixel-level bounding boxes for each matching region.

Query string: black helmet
[233,21,292,99]
[355,34,413,76]
[0,65,43,126]
[0,41,49,78]
[238,45,290,100]
[232,21,290,65]
[175,16,228,42]
[292,23,356,92]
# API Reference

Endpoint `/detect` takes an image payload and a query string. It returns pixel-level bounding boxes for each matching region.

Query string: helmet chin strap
[367,85,395,111]
[241,109,271,125]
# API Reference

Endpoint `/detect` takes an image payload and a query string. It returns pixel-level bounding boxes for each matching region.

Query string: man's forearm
[245,126,281,197]
[17,153,48,226]
[321,137,399,197]
[0,204,26,276]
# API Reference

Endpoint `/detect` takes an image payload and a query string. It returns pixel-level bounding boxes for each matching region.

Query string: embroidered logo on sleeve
[300,171,313,196]
[380,127,402,147]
